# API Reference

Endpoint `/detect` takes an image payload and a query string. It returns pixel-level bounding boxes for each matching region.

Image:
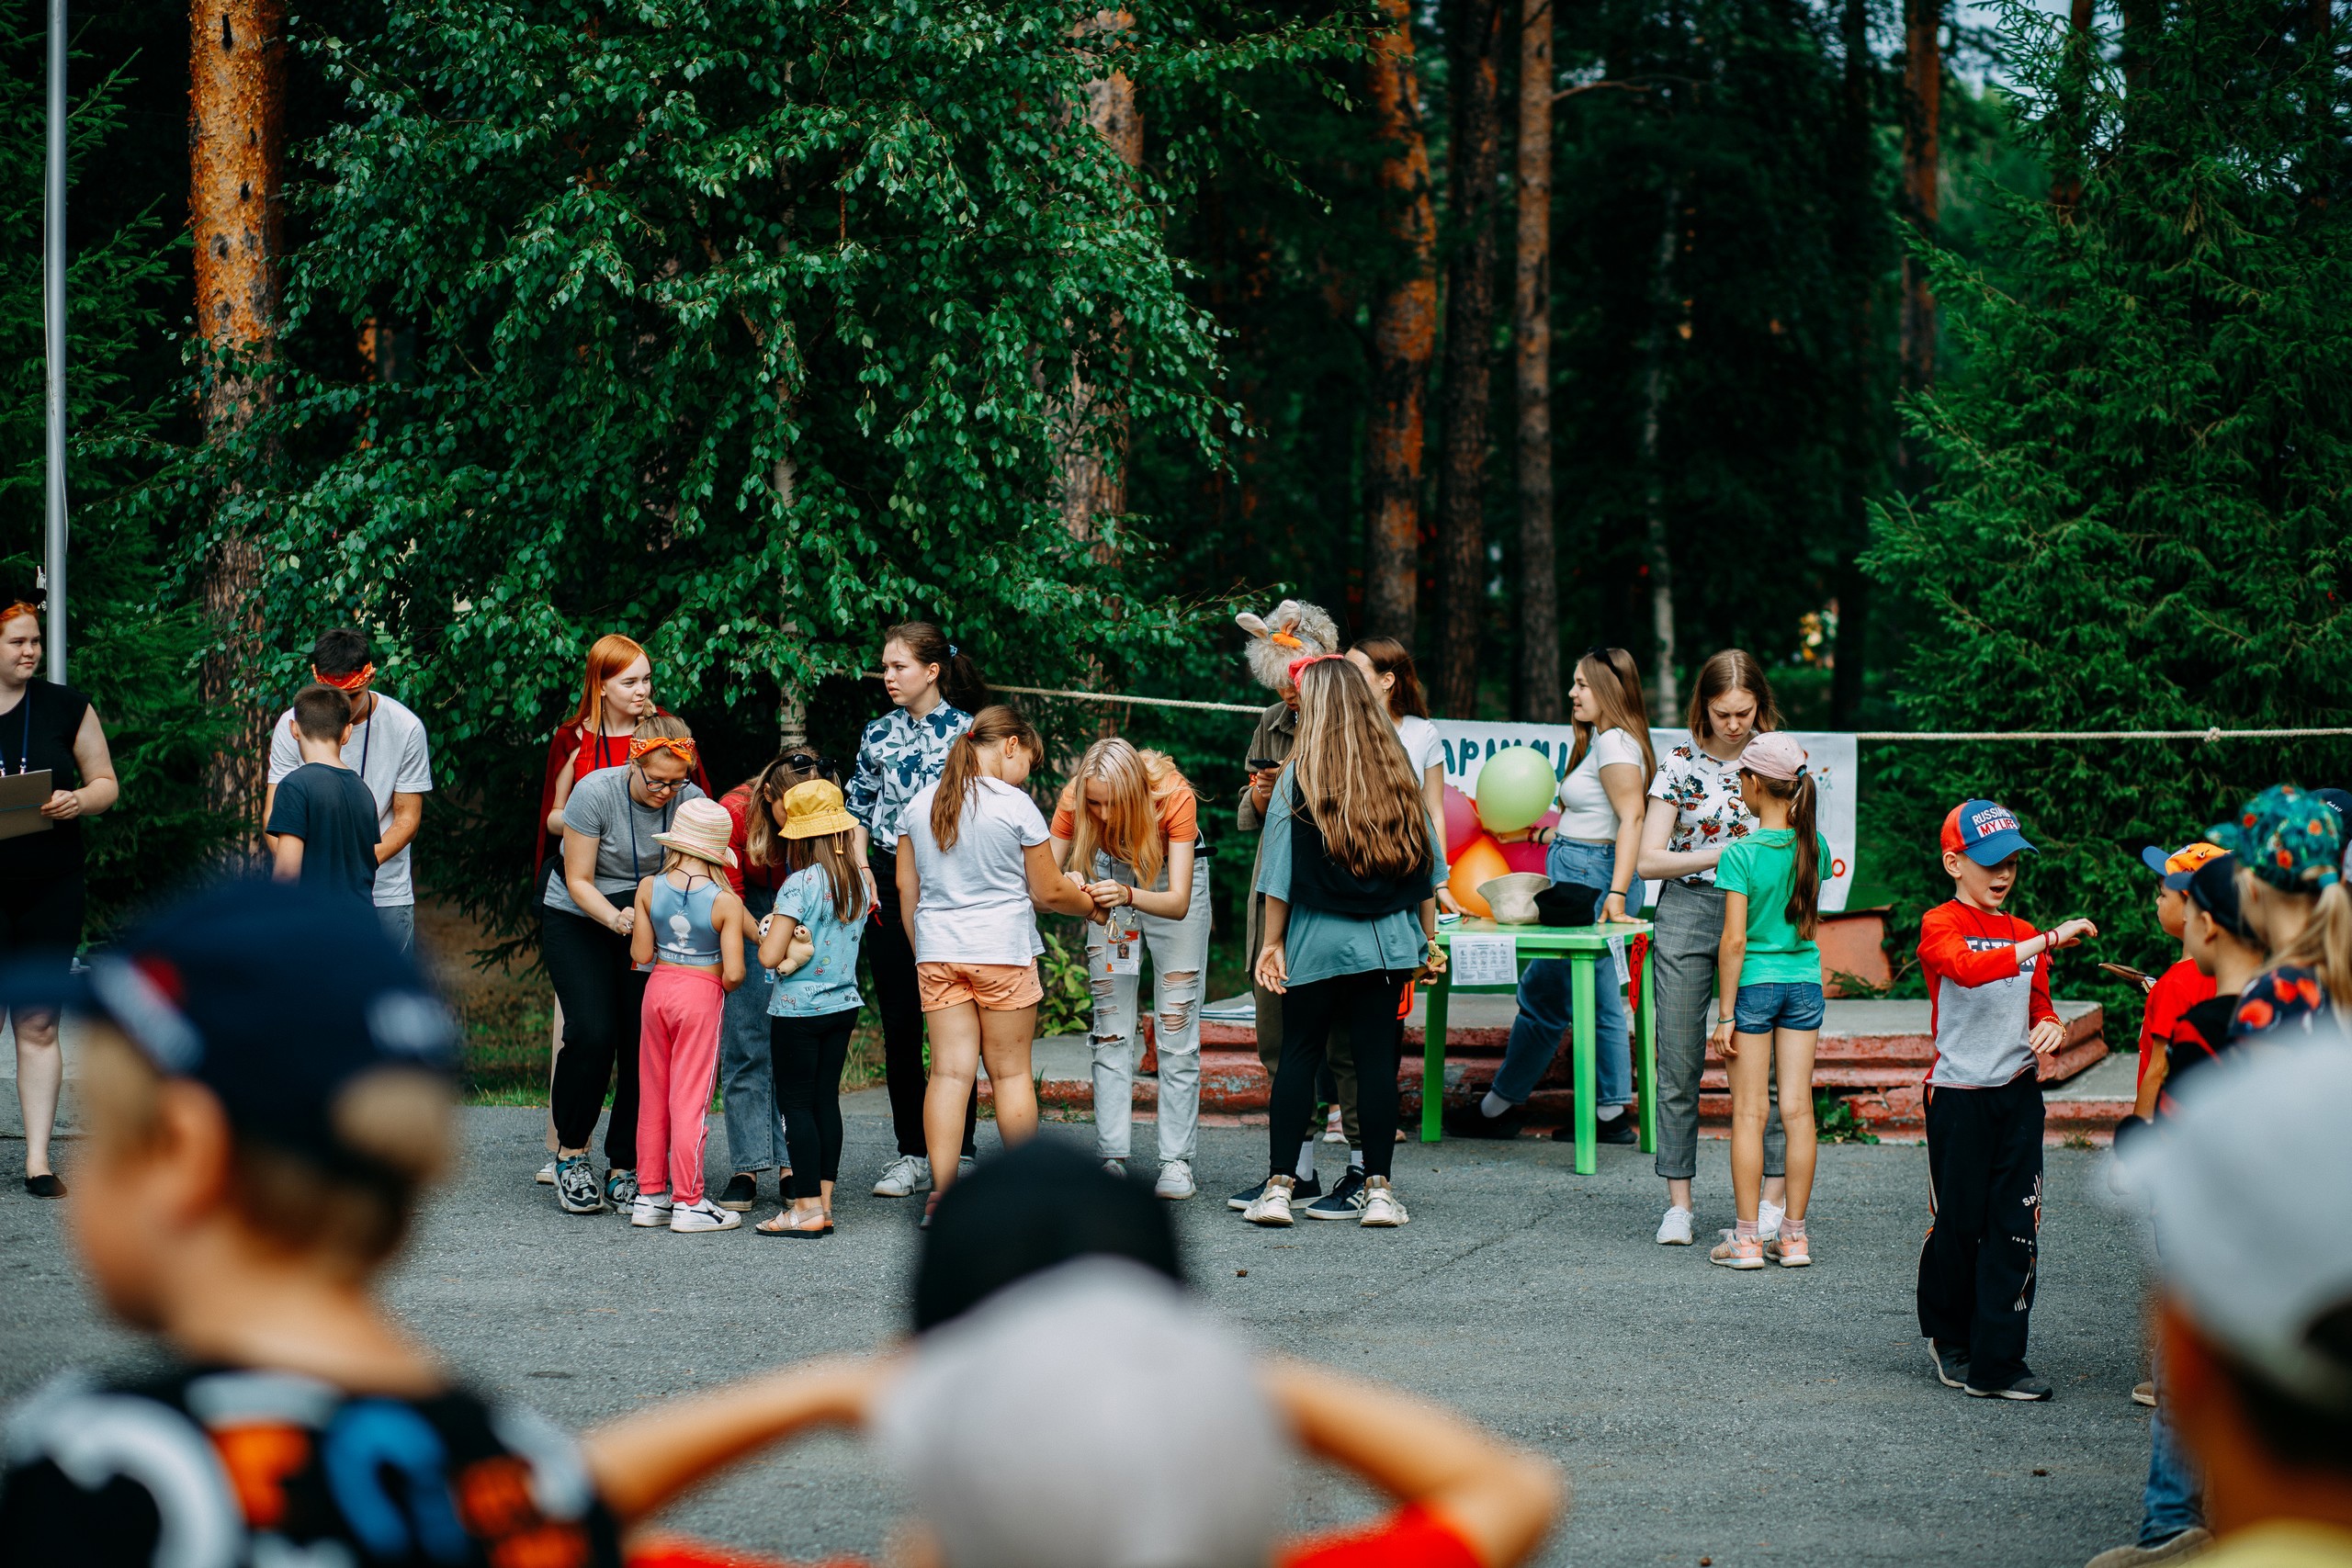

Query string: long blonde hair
[2248,875,2352,1012]
[1066,739,1187,886]
[1566,647,1657,785]
[1289,659,1431,879]
[930,705,1042,853]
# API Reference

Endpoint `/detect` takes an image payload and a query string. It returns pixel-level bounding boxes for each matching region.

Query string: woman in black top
[0,604,119,1197]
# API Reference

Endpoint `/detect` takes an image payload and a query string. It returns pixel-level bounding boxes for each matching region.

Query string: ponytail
[2273,880,2352,1012]
[886,621,989,715]
[928,705,1041,854]
[1784,773,1820,941]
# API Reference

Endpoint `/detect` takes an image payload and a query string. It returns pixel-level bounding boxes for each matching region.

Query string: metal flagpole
[43,0,68,684]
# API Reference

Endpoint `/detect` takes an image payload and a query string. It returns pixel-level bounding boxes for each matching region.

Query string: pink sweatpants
[637,965,727,1205]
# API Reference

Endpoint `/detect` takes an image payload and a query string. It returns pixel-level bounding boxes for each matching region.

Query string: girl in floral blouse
[1634,649,1792,1248]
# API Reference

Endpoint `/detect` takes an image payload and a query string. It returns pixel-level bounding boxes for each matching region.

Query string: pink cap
[1740,731,1808,783]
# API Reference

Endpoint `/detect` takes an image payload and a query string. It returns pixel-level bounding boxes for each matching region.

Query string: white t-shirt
[1644,740,1758,886]
[903,776,1053,964]
[266,693,435,907]
[1393,714,1443,778]
[1555,728,1645,840]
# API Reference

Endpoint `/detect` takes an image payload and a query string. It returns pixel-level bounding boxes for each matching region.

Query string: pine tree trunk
[1436,0,1505,716]
[1513,0,1559,721]
[1898,0,1942,402]
[2050,0,2096,213]
[1637,179,1682,724]
[1831,0,1875,726]
[1059,8,1141,553]
[1363,0,1437,644]
[190,0,286,835]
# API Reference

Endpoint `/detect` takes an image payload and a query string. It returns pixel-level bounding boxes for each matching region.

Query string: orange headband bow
[630,736,698,766]
[313,662,376,692]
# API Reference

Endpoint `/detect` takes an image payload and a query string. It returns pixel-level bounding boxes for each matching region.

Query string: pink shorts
[918,960,1043,1012]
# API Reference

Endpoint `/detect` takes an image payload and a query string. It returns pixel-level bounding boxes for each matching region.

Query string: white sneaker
[1154,1160,1196,1200]
[629,1191,675,1228]
[535,1158,556,1186]
[669,1198,741,1233]
[1244,1178,1295,1227]
[1657,1205,1695,1245]
[1102,1158,1126,1177]
[1358,1178,1409,1227]
[1758,1199,1785,1242]
[1322,1105,1347,1144]
[873,1155,929,1198]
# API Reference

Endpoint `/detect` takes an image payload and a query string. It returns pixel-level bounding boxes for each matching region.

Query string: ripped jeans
[1086,852,1212,1165]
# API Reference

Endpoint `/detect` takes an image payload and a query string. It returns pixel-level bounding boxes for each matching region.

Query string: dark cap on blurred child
[0,876,458,1181]
[2185,853,2257,942]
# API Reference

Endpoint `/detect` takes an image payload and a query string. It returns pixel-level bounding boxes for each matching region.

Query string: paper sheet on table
[1449,932,1518,987]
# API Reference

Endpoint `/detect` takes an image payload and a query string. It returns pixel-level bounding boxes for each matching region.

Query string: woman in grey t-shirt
[542,714,706,1216]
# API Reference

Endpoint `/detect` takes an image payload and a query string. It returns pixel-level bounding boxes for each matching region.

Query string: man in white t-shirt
[262,628,435,953]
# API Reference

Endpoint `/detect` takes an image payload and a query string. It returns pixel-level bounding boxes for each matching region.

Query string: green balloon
[1476,746,1560,834]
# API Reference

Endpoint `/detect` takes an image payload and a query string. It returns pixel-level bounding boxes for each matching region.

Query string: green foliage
[164,0,1354,947]
[1814,1089,1881,1144]
[1866,0,2352,1001]
[0,2,229,930]
[1036,927,1095,1036]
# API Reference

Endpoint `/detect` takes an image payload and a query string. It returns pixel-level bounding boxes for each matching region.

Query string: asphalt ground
[1,1097,2159,1568]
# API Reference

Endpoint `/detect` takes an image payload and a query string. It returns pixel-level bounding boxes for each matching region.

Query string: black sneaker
[1305,1167,1370,1220]
[1927,1341,1972,1389]
[555,1156,604,1214]
[23,1173,64,1199]
[1967,1372,2054,1402]
[1442,1101,1522,1140]
[1227,1172,1322,1212]
[604,1168,638,1211]
[718,1173,758,1213]
[1550,1115,1638,1145]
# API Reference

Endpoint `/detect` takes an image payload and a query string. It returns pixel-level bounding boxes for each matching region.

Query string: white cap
[872,1258,1288,1568]
[2114,1029,2352,1410]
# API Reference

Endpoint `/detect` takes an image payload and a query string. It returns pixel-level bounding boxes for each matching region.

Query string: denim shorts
[1733,980,1826,1033]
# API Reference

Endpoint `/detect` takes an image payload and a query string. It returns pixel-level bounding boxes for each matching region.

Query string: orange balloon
[1448,835,1510,919]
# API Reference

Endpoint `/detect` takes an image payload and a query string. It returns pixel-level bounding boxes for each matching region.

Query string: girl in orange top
[1049,739,1210,1200]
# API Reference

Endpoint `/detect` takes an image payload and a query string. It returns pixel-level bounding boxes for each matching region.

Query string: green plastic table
[1422,918,1657,1174]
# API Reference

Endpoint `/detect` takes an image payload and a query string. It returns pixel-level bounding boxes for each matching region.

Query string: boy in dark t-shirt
[265,684,380,908]
[0,879,624,1568]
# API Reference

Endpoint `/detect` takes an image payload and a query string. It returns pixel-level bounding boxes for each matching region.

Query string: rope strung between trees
[864,675,2352,737]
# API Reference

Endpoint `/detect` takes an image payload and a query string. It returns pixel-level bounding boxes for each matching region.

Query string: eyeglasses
[637,769,687,795]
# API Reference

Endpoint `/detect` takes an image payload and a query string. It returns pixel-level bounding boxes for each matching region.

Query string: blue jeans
[1733,981,1826,1033]
[2141,1362,2204,1544]
[1492,840,1632,1108]
[720,886,789,1174]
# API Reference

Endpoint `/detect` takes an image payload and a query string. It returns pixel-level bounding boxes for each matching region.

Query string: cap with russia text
[1941,799,2037,867]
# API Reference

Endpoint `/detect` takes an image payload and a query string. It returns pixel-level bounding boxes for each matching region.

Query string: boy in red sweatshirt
[1917,800,2099,1402]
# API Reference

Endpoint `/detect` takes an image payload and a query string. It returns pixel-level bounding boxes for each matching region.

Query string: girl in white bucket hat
[628,795,754,1232]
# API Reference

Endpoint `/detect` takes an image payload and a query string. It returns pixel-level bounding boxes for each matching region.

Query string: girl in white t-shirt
[899,705,1100,1219]
[1347,638,1460,917]
[1447,648,1655,1143]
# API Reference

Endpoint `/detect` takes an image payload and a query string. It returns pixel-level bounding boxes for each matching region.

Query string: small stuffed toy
[757,913,818,976]
[1235,600,1341,692]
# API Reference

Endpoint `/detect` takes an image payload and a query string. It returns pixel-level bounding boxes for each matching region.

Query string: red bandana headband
[1286,652,1346,686]
[313,662,376,692]
[630,735,699,766]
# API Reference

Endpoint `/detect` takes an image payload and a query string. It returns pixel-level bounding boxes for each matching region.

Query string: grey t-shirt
[542,764,707,918]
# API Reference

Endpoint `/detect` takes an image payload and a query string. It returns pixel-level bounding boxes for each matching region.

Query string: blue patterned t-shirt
[767,864,869,1018]
[844,702,971,851]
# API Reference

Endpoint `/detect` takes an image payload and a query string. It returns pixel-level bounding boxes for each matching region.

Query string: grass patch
[1815,1089,1882,1145]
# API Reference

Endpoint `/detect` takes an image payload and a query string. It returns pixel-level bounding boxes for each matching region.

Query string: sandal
[756,1210,833,1238]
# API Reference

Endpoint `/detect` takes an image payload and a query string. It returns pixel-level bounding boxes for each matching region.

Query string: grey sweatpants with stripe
[1653,879,1785,1181]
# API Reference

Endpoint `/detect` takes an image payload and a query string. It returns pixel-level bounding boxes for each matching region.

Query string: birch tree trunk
[1362,0,1437,644]
[190,0,285,831]
[1436,0,1505,716]
[1512,0,1558,720]
[1636,179,1682,724]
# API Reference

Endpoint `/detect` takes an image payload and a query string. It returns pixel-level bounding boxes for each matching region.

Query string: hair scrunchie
[630,735,698,766]
[1285,652,1346,687]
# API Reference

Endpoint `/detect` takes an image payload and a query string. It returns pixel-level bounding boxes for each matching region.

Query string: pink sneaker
[1768,1230,1812,1267]
[1710,1230,1765,1270]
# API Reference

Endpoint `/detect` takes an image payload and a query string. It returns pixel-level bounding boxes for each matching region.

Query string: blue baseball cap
[0,877,458,1177]
[1942,799,2038,866]
[2141,840,2229,891]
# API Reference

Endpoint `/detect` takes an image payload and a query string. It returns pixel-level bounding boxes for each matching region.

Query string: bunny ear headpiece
[1235,600,1341,692]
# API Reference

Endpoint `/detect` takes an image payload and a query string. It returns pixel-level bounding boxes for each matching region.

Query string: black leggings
[869,847,976,1159]
[1268,968,1410,1180]
[543,905,646,1168]
[770,1007,860,1200]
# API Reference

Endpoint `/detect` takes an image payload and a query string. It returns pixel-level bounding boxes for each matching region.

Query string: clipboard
[0,770,51,841]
